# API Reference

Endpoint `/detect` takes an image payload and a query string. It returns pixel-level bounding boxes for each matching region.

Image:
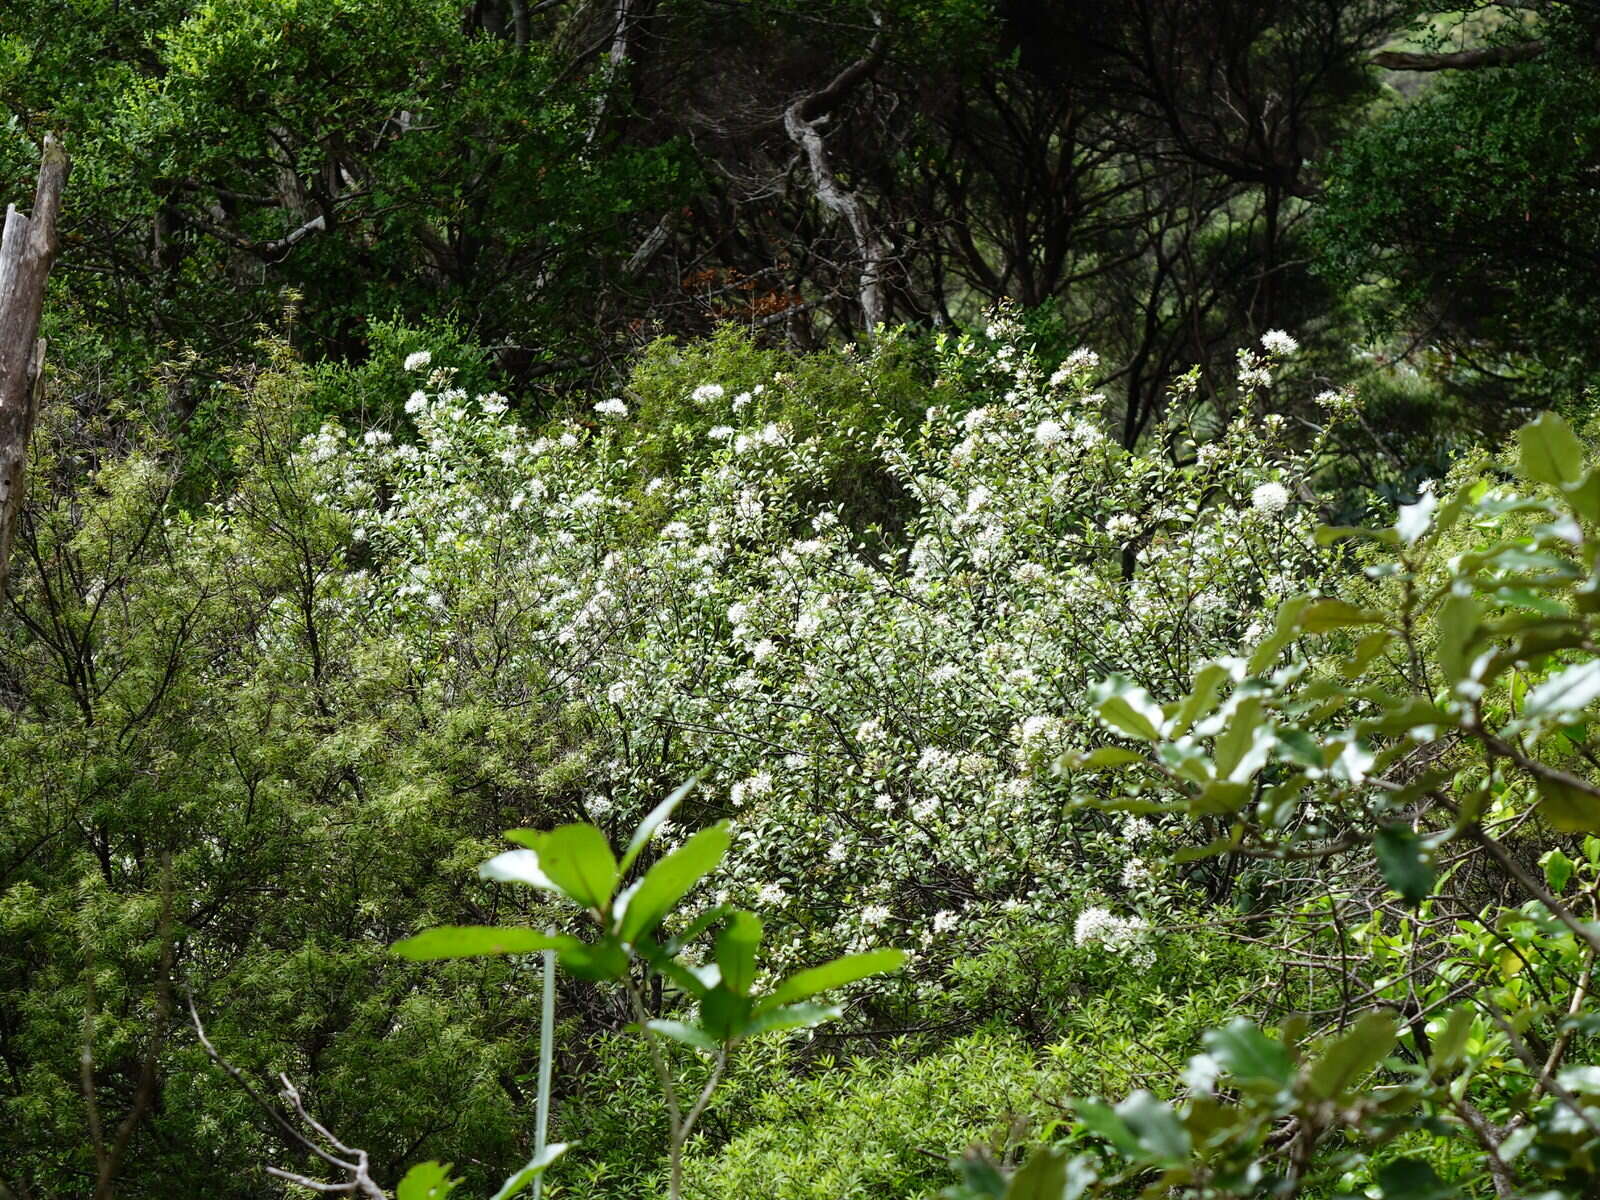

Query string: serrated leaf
[1169,662,1229,738]
[1435,591,1479,685]
[617,823,730,943]
[1428,1006,1473,1074]
[1063,746,1148,770]
[1248,596,1311,674]
[1541,848,1576,894]
[758,948,906,1012]
[392,926,582,960]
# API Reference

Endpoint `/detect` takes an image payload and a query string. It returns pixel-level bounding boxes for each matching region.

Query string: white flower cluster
[293,330,1323,969]
[1073,905,1154,969]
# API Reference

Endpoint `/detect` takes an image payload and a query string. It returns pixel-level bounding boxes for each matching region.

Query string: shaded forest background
[8,0,1600,475]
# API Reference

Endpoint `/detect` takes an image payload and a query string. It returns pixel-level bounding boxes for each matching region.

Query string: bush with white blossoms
[294,312,1327,970]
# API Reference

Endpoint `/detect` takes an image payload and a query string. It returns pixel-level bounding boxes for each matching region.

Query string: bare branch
[1372,41,1545,71]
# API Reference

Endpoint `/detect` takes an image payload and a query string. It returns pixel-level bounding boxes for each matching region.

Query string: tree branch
[1372,41,1545,71]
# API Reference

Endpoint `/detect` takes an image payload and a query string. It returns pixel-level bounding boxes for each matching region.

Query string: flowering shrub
[292,315,1331,973]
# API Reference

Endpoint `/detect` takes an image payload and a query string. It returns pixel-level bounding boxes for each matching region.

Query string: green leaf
[553,937,631,981]
[1000,1149,1067,1200]
[759,948,906,1011]
[392,927,582,961]
[646,1019,719,1053]
[617,823,730,943]
[738,1001,841,1039]
[1003,1149,1097,1200]
[1299,598,1385,634]
[620,774,701,875]
[1374,826,1435,907]
[1072,1099,1142,1159]
[1523,660,1600,720]
[1434,591,1480,685]
[1315,525,1399,547]
[1375,1157,1455,1200]
[1519,412,1585,488]
[1428,1006,1474,1074]
[1306,1011,1398,1099]
[1541,848,1576,894]
[1061,746,1148,770]
[1169,662,1229,738]
[489,1144,569,1200]
[1114,1090,1190,1162]
[397,1162,460,1200]
[517,824,618,911]
[1564,469,1600,524]
[716,910,762,996]
[1213,696,1264,779]
[1089,674,1164,741]
[1192,780,1252,814]
[1536,776,1600,834]
[1202,1019,1292,1088]
[1248,595,1311,674]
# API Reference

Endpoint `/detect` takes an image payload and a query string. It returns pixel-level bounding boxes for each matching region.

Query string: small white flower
[404,390,428,415]
[480,393,509,415]
[403,350,432,372]
[855,718,887,745]
[732,391,754,411]
[594,396,628,419]
[1260,329,1299,356]
[708,425,735,441]
[1034,419,1066,447]
[931,910,959,934]
[692,383,725,405]
[1251,482,1290,515]
[862,903,892,927]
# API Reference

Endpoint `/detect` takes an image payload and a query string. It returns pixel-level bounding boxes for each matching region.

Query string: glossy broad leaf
[617,823,730,943]
[759,948,906,1011]
[620,774,701,875]
[514,824,619,911]
[396,1161,460,1200]
[392,926,582,961]
[489,1144,569,1200]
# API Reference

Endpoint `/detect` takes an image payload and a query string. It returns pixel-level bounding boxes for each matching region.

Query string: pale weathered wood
[0,134,69,597]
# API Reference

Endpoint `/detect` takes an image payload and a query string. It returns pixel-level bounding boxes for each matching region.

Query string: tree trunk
[0,135,69,598]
